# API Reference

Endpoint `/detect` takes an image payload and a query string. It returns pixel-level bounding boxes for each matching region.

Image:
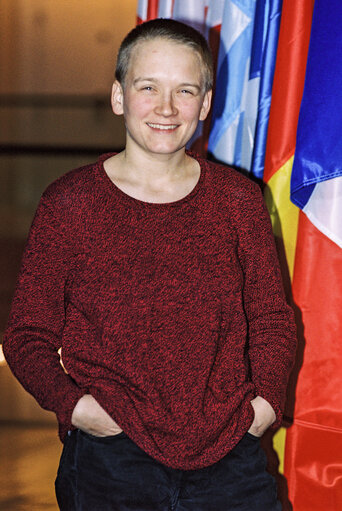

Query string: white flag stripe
[303,177,342,248]
[211,118,240,164]
[158,0,173,18]
[206,0,225,28]
[137,0,148,21]
[173,0,207,30]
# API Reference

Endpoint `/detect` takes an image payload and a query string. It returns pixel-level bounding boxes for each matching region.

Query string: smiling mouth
[147,123,179,130]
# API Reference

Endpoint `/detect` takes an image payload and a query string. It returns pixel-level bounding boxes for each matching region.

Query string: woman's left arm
[235,181,297,429]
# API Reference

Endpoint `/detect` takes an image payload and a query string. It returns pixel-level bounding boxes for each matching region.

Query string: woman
[3,18,297,510]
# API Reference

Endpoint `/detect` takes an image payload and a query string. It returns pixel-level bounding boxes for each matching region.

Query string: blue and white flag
[208,0,281,177]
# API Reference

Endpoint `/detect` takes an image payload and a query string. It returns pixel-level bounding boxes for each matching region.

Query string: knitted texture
[3,152,297,470]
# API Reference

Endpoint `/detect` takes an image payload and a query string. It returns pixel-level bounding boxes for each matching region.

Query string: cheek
[124,95,154,119]
[180,102,204,122]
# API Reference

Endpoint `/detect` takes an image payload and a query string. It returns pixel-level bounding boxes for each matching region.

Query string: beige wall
[1,0,137,94]
[0,0,137,149]
[0,0,137,238]
[0,0,137,422]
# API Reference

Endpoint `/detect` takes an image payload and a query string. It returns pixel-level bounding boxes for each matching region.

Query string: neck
[103,146,200,204]
[121,145,190,184]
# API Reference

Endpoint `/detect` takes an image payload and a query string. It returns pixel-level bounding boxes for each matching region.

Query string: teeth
[147,123,178,130]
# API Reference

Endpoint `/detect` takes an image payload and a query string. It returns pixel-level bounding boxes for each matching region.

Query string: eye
[141,86,154,91]
[180,89,193,95]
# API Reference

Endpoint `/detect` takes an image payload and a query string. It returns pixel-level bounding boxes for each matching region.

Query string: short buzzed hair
[115,18,213,92]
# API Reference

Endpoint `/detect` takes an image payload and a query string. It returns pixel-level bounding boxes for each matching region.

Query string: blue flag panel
[291,0,342,209]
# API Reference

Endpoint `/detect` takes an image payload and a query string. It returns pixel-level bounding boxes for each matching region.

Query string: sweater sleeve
[234,181,297,428]
[3,192,86,437]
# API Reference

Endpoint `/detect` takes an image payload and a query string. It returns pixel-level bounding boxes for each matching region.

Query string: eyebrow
[133,77,202,91]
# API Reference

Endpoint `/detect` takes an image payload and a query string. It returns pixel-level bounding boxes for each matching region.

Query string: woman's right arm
[3,193,85,435]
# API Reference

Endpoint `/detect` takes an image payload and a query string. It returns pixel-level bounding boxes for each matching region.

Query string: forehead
[127,38,204,80]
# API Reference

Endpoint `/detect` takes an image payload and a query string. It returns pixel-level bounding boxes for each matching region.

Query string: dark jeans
[55,430,281,511]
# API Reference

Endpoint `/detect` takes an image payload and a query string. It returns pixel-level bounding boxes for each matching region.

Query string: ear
[199,89,212,121]
[111,80,124,115]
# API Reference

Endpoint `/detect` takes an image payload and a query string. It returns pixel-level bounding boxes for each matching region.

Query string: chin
[146,144,185,155]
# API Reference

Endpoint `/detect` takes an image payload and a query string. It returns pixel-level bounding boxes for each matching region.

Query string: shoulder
[191,152,263,203]
[31,154,116,232]
[42,161,97,206]
[40,152,116,210]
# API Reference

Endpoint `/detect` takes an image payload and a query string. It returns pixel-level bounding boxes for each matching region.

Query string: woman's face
[112,38,212,159]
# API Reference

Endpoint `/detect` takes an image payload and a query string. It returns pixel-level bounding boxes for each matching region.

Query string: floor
[0,424,62,510]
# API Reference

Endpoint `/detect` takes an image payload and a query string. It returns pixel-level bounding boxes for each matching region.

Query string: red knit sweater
[3,152,297,470]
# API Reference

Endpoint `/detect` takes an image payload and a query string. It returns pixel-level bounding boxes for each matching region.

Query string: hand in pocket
[71,394,123,437]
[248,396,276,438]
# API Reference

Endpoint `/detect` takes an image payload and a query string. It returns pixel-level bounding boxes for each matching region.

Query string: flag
[287,1,342,508]
[291,1,342,250]
[137,0,209,28]
[208,0,281,176]
[262,4,314,507]
[172,0,208,32]
[137,0,159,23]
[158,0,174,18]
[264,0,342,508]
[208,0,257,169]
[263,0,313,277]
[250,0,282,178]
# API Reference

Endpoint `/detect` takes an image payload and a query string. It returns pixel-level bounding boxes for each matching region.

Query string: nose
[154,92,178,117]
